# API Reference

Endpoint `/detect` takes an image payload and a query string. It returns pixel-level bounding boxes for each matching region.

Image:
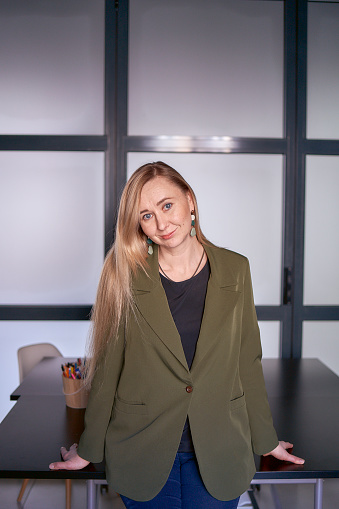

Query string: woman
[50,162,304,508]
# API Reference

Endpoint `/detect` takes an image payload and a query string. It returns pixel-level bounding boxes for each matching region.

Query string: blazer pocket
[114,396,148,415]
[229,393,246,412]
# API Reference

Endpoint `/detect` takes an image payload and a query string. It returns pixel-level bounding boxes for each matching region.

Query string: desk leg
[314,479,324,509]
[87,480,97,509]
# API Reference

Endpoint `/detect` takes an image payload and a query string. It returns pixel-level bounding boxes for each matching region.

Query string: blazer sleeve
[77,323,125,463]
[239,259,279,456]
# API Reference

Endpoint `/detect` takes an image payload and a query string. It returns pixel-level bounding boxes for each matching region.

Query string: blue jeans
[120,452,240,509]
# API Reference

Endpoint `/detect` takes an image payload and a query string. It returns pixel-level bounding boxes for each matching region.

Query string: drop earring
[190,211,196,237]
[147,237,153,255]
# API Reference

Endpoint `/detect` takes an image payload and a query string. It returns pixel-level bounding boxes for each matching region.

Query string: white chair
[17,343,72,509]
[18,342,62,382]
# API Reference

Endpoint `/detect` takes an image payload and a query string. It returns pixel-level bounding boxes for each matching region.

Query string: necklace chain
[159,249,205,282]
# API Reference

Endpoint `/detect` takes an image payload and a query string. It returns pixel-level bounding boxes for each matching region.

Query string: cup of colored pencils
[61,359,89,408]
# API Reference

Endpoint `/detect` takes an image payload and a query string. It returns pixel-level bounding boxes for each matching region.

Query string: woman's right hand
[49,443,90,471]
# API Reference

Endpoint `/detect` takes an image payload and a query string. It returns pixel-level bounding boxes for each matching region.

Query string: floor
[0,478,338,509]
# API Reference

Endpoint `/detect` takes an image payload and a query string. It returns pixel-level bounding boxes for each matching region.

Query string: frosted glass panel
[0,152,104,304]
[258,321,280,358]
[129,0,283,137]
[307,3,339,139]
[304,156,339,305]
[0,0,104,135]
[0,321,90,422]
[303,322,339,377]
[128,153,283,305]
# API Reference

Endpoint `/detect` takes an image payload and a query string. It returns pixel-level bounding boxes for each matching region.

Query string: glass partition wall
[125,0,289,358]
[0,0,338,421]
[124,0,339,368]
[0,0,107,421]
[293,0,339,364]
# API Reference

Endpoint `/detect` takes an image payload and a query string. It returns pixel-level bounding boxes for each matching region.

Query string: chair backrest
[17,343,62,382]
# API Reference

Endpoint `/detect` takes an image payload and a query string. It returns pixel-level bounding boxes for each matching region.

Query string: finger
[60,447,70,460]
[49,461,69,470]
[280,441,293,450]
[284,452,305,465]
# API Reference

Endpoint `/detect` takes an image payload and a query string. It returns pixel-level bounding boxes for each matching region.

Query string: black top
[160,260,210,452]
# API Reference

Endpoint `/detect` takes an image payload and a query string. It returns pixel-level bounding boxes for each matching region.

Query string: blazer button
[186,385,193,393]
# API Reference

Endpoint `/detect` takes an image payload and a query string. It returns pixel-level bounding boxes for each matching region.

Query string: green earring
[190,211,196,237]
[147,237,153,255]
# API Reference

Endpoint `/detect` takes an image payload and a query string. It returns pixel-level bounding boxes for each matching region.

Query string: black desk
[252,359,339,509]
[2,357,339,509]
[256,359,339,477]
[0,395,104,481]
[5,357,105,509]
[10,357,77,401]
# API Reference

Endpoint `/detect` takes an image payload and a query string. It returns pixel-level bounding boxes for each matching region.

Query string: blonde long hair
[85,161,209,385]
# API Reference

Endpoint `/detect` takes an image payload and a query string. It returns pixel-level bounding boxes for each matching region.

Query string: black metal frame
[118,0,298,357]
[1,0,338,361]
[0,1,115,321]
[0,136,107,151]
[117,0,339,358]
[291,0,339,357]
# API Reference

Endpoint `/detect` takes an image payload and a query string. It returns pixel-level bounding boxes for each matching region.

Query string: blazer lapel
[132,243,241,374]
[132,246,189,371]
[191,244,241,373]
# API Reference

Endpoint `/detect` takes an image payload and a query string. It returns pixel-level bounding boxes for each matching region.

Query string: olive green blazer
[78,244,278,501]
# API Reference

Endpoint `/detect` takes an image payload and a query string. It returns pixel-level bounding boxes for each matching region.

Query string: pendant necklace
[159,248,205,282]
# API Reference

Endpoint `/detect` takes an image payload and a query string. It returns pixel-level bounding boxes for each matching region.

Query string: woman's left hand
[264,441,305,465]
